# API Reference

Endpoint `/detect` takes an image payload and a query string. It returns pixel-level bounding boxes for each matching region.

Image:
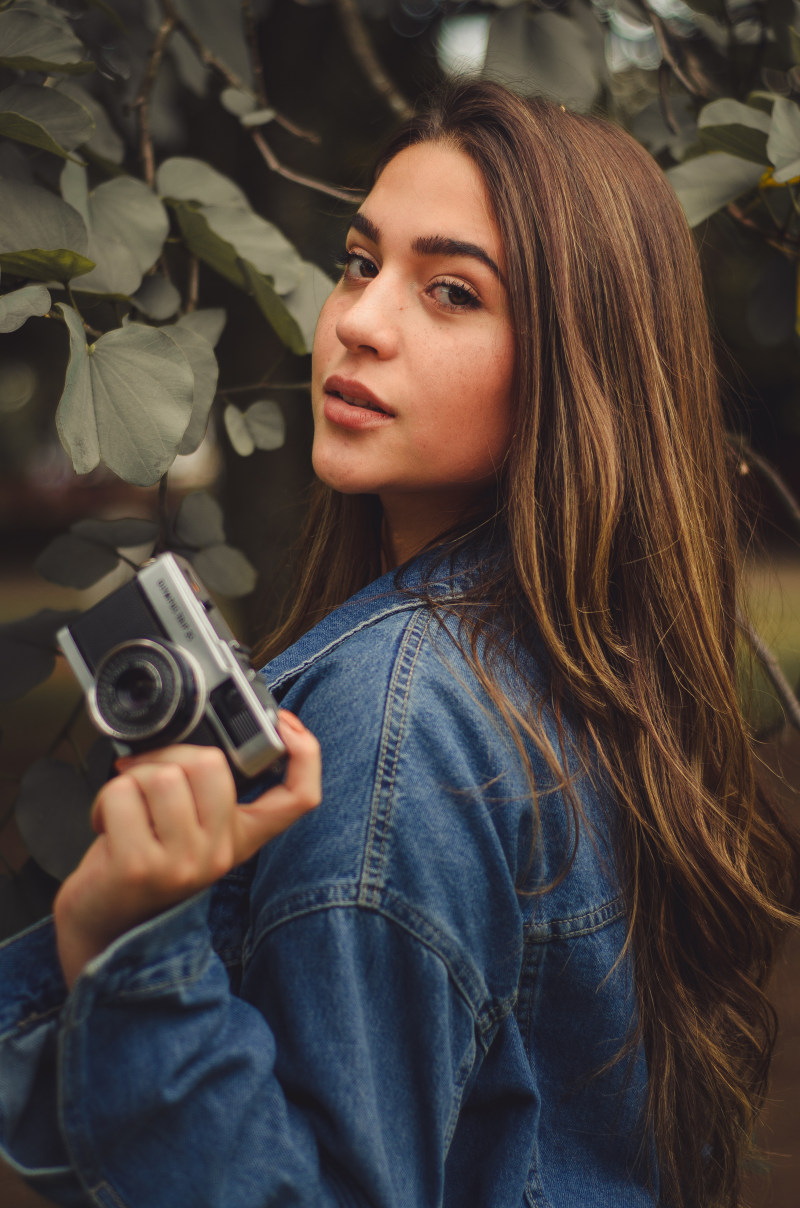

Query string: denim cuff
[64,890,213,1022]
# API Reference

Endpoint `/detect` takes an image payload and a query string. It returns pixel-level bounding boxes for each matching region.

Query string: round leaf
[15,758,95,882]
[74,176,170,296]
[0,608,80,704]
[55,79,124,164]
[201,205,302,293]
[224,403,254,456]
[0,82,94,158]
[0,283,50,333]
[245,400,285,451]
[70,516,158,549]
[174,490,226,549]
[281,260,335,353]
[0,175,88,260]
[35,532,120,588]
[0,9,93,74]
[160,323,220,455]
[190,543,257,597]
[768,98,800,183]
[220,86,257,117]
[170,0,253,89]
[665,153,765,227]
[133,274,182,320]
[172,201,247,287]
[176,307,226,347]
[56,304,194,486]
[242,260,306,355]
[157,157,250,208]
[484,7,603,113]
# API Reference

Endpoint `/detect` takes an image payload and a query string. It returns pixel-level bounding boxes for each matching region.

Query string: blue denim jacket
[0,552,654,1207]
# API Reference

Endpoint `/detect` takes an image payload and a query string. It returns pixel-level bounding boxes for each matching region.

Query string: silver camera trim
[87,637,207,743]
[56,553,285,779]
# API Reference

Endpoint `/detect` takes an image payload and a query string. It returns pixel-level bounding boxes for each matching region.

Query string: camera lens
[91,640,204,745]
[114,664,162,715]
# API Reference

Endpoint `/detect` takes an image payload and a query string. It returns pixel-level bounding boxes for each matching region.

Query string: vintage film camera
[57,553,285,783]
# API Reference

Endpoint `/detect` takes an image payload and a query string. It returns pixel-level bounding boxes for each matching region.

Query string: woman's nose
[334,276,400,359]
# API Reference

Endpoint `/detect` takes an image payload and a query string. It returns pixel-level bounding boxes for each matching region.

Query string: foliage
[1,0,799,936]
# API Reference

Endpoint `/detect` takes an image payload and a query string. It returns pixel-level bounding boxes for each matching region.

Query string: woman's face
[311,141,515,530]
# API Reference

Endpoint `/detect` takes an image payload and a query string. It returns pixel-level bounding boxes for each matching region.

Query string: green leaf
[35,532,121,588]
[63,168,170,296]
[767,98,800,183]
[0,283,50,332]
[71,517,158,549]
[0,9,93,74]
[157,157,250,208]
[242,259,306,355]
[171,201,247,288]
[0,177,90,281]
[0,247,95,283]
[220,86,258,117]
[170,0,253,90]
[0,82,94,159]
[224,404,254,455]
[665,153,765,226]
[484,6,604,113]
[225,400,285,455]
[200,205,302,293]
[55,304,194,486]
[243,400,285,450]
[158,323,219,455]
[281,260,334,353]
[680,0,726,16]
[189,544,257,597]
[133,274,181,320]
[170,203,305,350]
[176,307,226,347]
[56,80,124,164]
[174,490,226,548]
[15,758,94,882]
[697,98,771,165]
[698,125,769,164]
[0,608,80,705]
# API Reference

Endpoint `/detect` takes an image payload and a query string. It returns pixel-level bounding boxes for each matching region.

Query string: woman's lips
[323,376,395,430]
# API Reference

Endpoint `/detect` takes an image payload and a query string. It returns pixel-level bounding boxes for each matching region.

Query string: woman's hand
[53,710,320,990]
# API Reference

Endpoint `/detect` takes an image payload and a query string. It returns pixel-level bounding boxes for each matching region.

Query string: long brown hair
[257,81,800,1207]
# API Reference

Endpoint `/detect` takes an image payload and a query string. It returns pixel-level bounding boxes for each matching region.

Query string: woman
[0,80,797,1208]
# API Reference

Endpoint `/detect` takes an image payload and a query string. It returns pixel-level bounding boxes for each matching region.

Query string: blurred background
[1,0,799,1202]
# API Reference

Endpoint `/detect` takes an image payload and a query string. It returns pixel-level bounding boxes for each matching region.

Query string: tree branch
[134,13,177,188]
[333,0,412,118]
[250,129,362,203]
[729,433,800,539]
[739,613,800,733]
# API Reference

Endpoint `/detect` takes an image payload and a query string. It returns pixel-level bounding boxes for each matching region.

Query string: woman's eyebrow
[348,212,503,282]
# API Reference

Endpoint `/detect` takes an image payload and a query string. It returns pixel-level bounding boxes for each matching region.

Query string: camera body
[57,553,285,782]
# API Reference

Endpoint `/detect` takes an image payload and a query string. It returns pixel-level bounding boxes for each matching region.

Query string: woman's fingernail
[278,710,305,733]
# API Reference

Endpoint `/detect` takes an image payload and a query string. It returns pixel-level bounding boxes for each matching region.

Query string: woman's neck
[378,488,493,570]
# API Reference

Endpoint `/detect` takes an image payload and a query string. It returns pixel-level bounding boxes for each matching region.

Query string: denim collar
[263,540,492,694]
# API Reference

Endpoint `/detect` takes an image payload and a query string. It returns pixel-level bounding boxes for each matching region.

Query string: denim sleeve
[0,885,477,1207]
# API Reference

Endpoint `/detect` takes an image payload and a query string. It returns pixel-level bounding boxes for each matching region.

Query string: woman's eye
[341,251,378,281]
[429,280,481,311]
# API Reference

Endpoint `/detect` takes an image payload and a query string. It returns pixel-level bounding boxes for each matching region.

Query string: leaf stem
[157,474,171,551]
[220,379,311,396]
[739,613,800,733]
[185,253,199,313]
[65,285,102,339]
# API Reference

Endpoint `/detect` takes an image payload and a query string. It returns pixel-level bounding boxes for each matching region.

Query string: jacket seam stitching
[246,889,510,1040]
[267,601,426,690]
[357,607,432,904]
